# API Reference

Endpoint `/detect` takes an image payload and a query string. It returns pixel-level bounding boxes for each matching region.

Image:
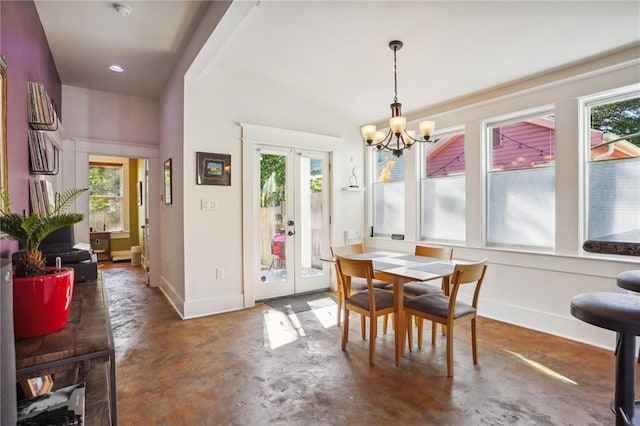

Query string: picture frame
[137,181,143,206]
[196,152,231,186]
[21,375,54,398]
[163,159,172,205]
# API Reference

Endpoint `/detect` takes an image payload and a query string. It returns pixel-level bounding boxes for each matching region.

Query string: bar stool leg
[614,333,636,426]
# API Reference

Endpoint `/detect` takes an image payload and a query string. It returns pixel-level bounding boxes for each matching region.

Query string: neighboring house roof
[425,119,640,177]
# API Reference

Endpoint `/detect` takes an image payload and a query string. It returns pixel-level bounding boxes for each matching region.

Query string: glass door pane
[294,152,329,293]
[257,151,294,299]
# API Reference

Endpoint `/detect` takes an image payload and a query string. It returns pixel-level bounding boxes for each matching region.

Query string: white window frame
[88,155,130,236]
[418,125,466,244]
[482,105,556,251]
[579,83,640,246]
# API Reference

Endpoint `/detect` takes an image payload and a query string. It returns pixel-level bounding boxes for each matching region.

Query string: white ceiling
[34,0,209,99]
[35,1,640,125]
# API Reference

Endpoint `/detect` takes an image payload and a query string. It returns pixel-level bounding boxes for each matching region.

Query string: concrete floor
[102,262,633,425]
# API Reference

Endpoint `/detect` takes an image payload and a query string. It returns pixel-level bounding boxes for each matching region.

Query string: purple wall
[1,0,60,218]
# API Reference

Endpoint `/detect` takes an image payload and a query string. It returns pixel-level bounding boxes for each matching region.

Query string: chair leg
[446,321,454,377]
[417,317,424,349]
[383,314,388,334]
[369,314,377,365]
[341,308,350,350]
[431,321,437,345]
[471,317,478,365]
[406,314,413,352]
[336,293,343,326]
[360,314,366,340]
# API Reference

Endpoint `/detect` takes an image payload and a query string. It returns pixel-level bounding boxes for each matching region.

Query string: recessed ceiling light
[109,65,124,73]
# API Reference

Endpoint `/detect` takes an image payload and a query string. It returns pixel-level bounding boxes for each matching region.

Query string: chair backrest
[448,259,488,310]
[331,243,364,257]
[414,245,453,260]
[335,256,376,299]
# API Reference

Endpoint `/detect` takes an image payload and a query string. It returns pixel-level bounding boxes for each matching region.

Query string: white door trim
[240,123,341,306]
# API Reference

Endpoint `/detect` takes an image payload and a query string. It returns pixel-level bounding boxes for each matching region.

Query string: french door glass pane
[259,153,287,283]
[300,157,324,277]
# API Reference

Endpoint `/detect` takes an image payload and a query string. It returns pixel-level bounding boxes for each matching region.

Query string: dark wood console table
[15,277,117,425]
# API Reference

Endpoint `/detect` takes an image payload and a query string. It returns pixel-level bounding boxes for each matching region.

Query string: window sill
[110,232,131,240]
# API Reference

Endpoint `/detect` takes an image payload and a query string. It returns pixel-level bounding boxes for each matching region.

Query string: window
[583,88,640,243]
[89,160,128,232]
[420,128,466,242]
[485,109,556,250]
[372,150,405,237]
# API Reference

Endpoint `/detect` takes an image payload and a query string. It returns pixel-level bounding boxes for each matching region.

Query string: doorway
[87,155,150,283]
[255,147,330,300]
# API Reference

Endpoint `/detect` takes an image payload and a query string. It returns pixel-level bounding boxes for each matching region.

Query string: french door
[254,146,330,300]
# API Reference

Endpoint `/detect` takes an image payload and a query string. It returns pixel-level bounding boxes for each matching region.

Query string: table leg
[333,263,343,326]
[394,282,405,366]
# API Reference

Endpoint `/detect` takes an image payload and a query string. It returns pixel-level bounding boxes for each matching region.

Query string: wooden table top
[15,278,111,372]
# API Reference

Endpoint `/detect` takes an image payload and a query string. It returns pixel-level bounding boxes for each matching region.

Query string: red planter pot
[13,268,74,339]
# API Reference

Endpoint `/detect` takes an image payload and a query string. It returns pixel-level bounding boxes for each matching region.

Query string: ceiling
[35,1,640,125]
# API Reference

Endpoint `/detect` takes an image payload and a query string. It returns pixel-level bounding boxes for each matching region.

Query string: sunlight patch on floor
[308,297,338,329]
[263,308,305,349]
[503,349,578,385]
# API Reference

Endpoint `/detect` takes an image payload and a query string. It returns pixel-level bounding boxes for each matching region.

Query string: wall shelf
[342,186,366,192]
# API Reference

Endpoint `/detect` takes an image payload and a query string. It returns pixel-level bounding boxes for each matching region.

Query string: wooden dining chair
[404,259,488,377]
[335,255,397,365]
[331,244,392,327]
[382,245,453,333]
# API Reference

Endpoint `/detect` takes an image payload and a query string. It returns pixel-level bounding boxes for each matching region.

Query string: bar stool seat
[618,270,640,293]
[571,292,640,426]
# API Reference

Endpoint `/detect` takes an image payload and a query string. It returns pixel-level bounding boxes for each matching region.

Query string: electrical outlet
[216,268,224,279]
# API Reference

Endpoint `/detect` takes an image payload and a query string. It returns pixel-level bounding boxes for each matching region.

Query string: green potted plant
[0,187,87,338]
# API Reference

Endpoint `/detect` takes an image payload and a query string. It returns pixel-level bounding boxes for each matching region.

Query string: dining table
[335,250,465,366]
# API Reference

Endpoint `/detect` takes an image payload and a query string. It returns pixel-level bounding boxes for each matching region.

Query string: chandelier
[361,40,435,157]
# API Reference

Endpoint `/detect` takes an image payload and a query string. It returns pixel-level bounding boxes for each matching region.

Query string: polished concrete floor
[101,262,634,425]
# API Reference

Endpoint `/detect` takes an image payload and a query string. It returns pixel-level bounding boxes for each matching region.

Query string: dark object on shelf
[11,226,94,283]
[571,292,640,426]
[391,234,404,240]
[17,382,85,425]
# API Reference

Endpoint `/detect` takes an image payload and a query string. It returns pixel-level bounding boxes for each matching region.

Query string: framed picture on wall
[164,159,172,205]
[196,152,231,186]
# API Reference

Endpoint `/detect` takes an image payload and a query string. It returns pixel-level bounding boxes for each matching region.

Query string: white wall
[180,8,366,317]
[155,1,233,314]
[365,51,640,350]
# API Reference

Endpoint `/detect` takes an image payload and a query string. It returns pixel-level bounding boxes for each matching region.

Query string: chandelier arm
[377,129,394,150]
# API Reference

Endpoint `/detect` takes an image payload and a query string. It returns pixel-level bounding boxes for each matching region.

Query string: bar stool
[617,270,640,364]
[571,292,640,426]
[618,270,640,293]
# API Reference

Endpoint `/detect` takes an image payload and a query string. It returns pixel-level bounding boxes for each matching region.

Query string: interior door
[255,147,330,300]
